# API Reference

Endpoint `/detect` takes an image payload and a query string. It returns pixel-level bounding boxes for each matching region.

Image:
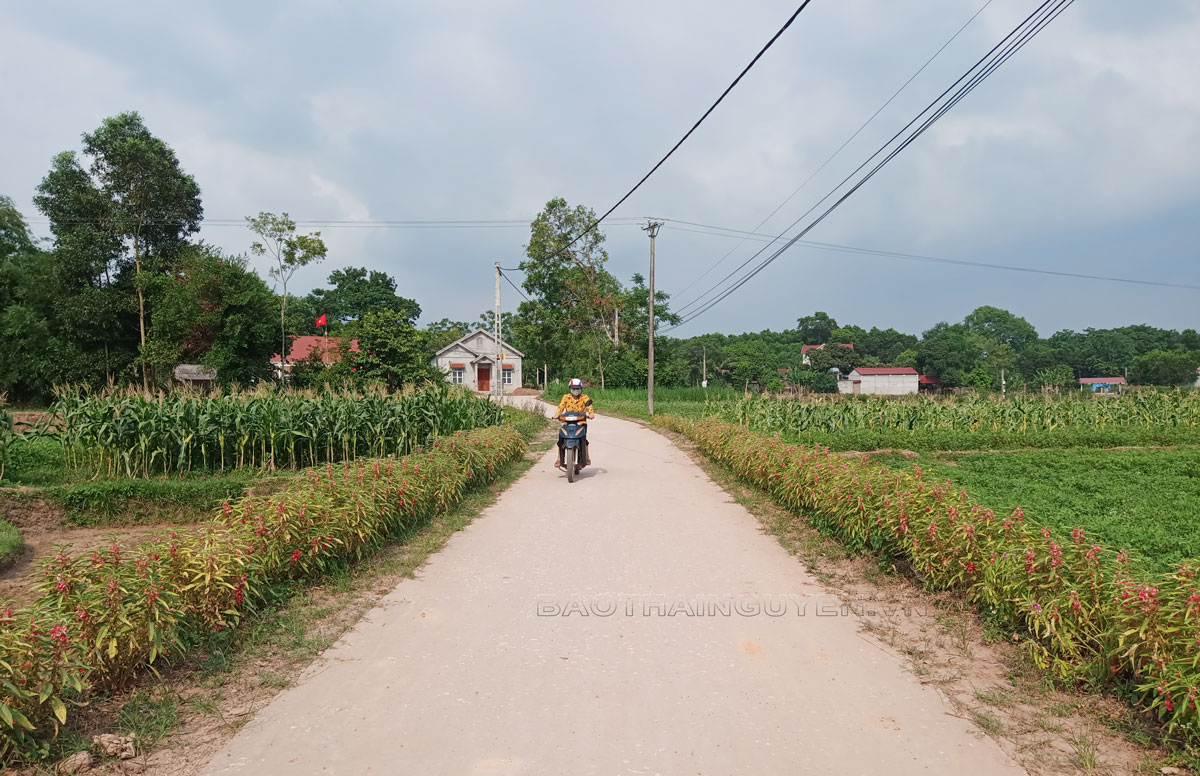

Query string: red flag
[315,313,327,328]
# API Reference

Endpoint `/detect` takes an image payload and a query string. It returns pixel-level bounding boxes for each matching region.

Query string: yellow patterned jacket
[554,393,594,423]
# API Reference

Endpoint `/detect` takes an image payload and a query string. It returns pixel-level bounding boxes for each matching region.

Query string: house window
[451,367,464,385]
[502,368,513,385]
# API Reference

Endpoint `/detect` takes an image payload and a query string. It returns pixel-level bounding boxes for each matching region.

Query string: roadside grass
[0,517,23,571]
[41,409,552,767]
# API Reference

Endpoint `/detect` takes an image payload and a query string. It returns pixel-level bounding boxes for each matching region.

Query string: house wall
[433,336,523,391]
[434,346,480,391]
[855,373,918,395]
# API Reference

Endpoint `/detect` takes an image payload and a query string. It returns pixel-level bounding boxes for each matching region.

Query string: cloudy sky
[2,0,1197,338]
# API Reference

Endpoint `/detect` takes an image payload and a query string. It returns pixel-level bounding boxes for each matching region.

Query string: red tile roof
[1079,376,1125,384]
[853,367,918,376]
[271,335,360,364]
[918,374,941,384]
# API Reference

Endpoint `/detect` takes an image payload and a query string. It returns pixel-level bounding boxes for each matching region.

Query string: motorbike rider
[553,378,595,469]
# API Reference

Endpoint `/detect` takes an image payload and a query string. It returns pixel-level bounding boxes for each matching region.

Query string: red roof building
[1079,376,1125,385]
[270,335,360,366]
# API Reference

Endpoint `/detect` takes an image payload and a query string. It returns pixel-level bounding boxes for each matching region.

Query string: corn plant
[0,397,12,481]
[47,383,504,477]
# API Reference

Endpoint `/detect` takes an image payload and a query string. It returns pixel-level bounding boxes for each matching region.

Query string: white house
[432,329,524,392]
[838,366,919,395]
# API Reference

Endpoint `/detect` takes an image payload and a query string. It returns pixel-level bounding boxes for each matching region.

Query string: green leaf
[108,638,118,658]
[0,701,13,727]
[51,697,67,725]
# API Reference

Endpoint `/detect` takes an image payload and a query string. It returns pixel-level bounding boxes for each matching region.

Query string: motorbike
[557,411,588,483]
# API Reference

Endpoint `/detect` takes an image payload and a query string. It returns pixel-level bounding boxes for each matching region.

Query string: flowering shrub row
[656,415,1200,734]
[0,424,524,763]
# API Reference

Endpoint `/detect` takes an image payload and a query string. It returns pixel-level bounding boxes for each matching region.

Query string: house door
[477,366,491,392]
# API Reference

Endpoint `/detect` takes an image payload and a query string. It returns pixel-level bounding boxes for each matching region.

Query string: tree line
[2,115,1195,403]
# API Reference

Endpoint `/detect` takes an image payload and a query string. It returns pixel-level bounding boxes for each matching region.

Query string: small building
[918,374,941,393]
[432,329,524,392]
[1080,376,1125,393]
[172,364,217,388]
[1194,367,1200,388]
[838,366,919,395]
[270,335,360,378]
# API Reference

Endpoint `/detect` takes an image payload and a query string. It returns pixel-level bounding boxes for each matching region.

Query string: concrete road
[204,405,1025,776]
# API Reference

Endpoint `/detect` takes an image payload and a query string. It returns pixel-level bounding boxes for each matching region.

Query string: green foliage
[147,243,278,385]
[716,391,1200,439]
[309,267,420,331]
[0,423,525,763]
[348,309,440,388]
[1130,349,1200,386]
[46,384,503,477]
[659,415,1200,736]
[795,311,838,344]
[0,518,22,571]
[907,449,1200,573]
[245,211,328,377]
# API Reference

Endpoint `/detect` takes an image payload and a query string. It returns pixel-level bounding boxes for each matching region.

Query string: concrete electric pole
[494,262,503,400]
[642,221,663,416]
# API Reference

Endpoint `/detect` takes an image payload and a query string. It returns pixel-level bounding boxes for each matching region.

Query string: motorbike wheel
[566,447,576,483]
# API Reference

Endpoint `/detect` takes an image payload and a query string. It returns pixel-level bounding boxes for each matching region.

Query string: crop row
[656,415,1200,734]
[712,390,1200,437]
[40,384,503,478]
[0,423,525,763]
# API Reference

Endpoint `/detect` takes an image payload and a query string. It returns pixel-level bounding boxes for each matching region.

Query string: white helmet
[569,378,583,393]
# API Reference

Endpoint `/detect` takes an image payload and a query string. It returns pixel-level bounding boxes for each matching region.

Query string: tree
[424,318,473,350]
[0,199,65,401]
[796,312,838,344]
[916,324,981,387]
[146,243,277,385]
[963,306,1038,351]
[1129,349,1198,386]
[518,198,622,386]
[805,343,859,376]
[309,267,419,329]
[35,113,203,388]
[246,212,327,378]
[858,327,919,363]
[351,309,439,389]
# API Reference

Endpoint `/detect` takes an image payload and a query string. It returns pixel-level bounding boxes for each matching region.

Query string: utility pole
[702,345,707,388]
[642,221,663,416]
[614,309,619,348]
[494,262,503,400]
[1001,367,1006,398]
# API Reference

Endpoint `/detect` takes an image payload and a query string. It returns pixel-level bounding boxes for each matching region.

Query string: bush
[0,424,525,763]
[657,415,1200,734]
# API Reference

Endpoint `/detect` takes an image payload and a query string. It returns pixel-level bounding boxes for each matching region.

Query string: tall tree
[35,113,203,388]
[795,312,838,344]
[518,198,622,386]
[145,243,278,385]
[963,305,1038,351]
[309,267,420,328]
[246,212,327,376]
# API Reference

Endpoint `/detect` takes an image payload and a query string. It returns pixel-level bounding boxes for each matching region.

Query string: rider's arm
[553,395,569,419]
[585,396,595,419]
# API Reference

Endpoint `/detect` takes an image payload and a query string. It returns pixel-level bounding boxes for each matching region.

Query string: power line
[498,269,531,302]
[671,0,994,301]
[24,216,649,229]
[666,0,1076,331]
[656,219,1200,291]
[545,1,816,263]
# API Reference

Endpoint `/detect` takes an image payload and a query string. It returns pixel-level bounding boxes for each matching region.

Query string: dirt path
[203,404,1025,775]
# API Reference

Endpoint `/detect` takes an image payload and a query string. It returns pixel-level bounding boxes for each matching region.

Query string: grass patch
[0,517,23,571]
[118,690,182,750]
[892,448,1200,573]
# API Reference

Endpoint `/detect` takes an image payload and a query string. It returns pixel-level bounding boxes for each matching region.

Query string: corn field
[43,384,504,477]
[714,391,1200,435]
[0,397,13,480]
